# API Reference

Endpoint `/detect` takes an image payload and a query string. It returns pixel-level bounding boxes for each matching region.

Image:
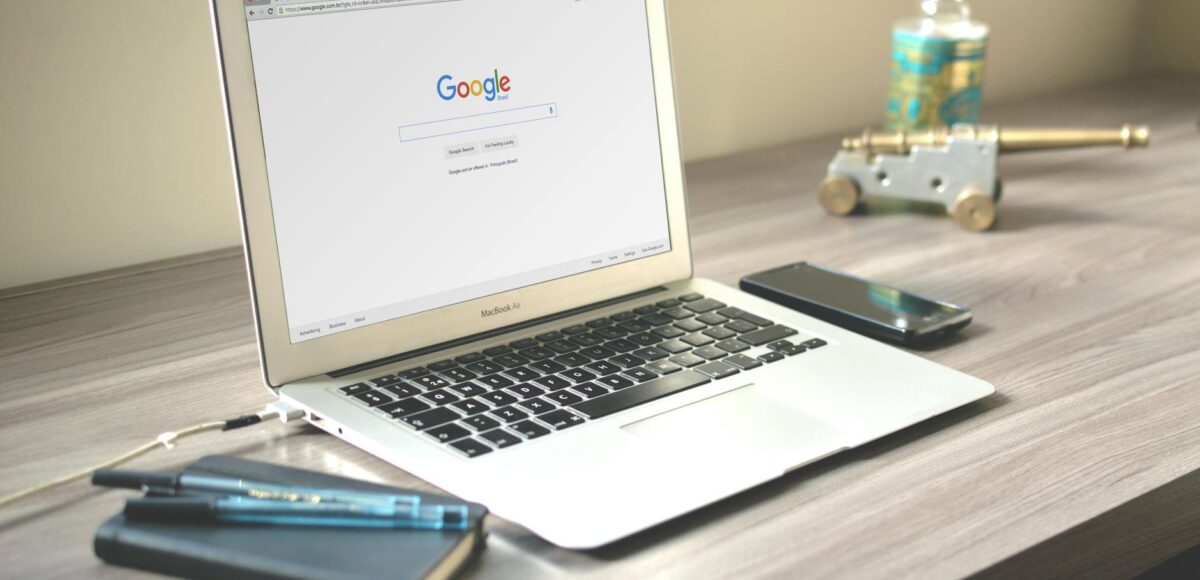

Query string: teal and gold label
[886,30,987,130]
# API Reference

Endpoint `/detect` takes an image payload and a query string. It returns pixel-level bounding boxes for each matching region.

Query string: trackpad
[621,384,850,469]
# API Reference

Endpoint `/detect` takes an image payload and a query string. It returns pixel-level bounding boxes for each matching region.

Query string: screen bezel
[209,0,693,387]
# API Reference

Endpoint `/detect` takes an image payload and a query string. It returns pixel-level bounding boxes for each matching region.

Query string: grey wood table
[2,76,1198,579]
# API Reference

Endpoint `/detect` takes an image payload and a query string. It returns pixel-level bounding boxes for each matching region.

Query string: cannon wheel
[818,175,861,216]
[952,188,997,232]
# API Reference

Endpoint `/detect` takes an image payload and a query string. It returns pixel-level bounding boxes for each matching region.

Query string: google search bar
[398,103,558,142]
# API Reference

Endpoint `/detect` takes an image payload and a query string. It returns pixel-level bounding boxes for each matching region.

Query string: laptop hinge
[327,285,670,378]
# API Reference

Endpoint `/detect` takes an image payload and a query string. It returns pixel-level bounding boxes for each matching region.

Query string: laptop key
[604,339,639,353]
[426,423,470,443]
[518,346,555,361]
[652,325,686,339]
[503,366,540,382]
[555,352,592,367]
[802,338,828,349]
[675,319,707,333]
[490,406,529,423]
[508,383,547,399]
[669,353,706,367]
[369,375,401,387]
[739,325,798,346]
[380,397,432,418]
[718,307,774,328]
[657,339,692,354]
[427,359,457,372]
[353,390,394,407]
[538,409,586,430]
[678,293,704,302]
[340,383,372,395]
[478,374,515,390]
[610,311,637,322]
[598,374,635,390]
[396,368,430,380]
[584,360,622,376]
[455,352,486,365]
[758,351,786,363]
[684,298,726,313]
[402,407,461,430]
[448,381,487,397]
[655,298,682,309]
[493,353,531,368]
[441,367,477,383]
[517,397,556,415]
[580,346,616,360]
[480,390,518,407]
[479,429,522,449]
[623,367,658,383]
[562,368,597,383]
[511,420,551,440]
[449,437,493,458]
[633,305,658,315]
[421,389,460,406]
[724,319,758,334]
[530,359,567,374]
[661,307,693,320]
[569,333,604,347]
[696,313,729,326]
[509,338,538,350]
[640,313,674,326]
[610,353,645,369]
[536,331,564,342]
[547,390,584,406]
[703,326,737,340]
[571,382,610,398]
[586,317,612,328]
[695,361,739,379]
[723,354,763,370]
[383,383,421,399]
[511,420,551,439]
[716,339,751,353]
[692,346,728,360]
[645,360,682,375]
[562,324,589,335]
[450,398,490,416]
[593,326,626,340]
[532,375,572,391]
[777,343,808,356]
[572,370,710,419]
[415,375,451,390]
[544,340,578,354]
[462,415,500,432]
[627,332,662,346]
[617,320,652,334]
[632,347,669,361]
[483,345,513,357]
[466,360,504,376]
[681,333,714,347]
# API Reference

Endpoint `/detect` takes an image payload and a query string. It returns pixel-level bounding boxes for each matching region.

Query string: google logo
[437,70,512,102]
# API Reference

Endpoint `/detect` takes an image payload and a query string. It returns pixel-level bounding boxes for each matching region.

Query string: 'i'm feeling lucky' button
[482,136,519,152]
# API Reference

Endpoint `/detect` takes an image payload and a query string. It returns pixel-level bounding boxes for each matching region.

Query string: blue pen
[123,496,470,530]
[93,469,419,509]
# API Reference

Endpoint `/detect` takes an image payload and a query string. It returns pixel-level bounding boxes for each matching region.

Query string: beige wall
[0,0,1192,290]
[1137,0,1200,74]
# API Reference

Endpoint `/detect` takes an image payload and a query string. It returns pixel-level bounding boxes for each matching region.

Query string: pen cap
[93,469,180,491]
[124,497,218,523]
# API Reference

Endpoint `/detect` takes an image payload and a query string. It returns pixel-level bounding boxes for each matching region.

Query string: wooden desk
[2,76,1197,579]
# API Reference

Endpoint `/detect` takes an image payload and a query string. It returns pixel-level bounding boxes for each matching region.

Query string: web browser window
[243,0,672,343]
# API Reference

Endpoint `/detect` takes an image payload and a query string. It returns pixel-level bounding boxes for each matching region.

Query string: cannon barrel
[842,124,1150,156]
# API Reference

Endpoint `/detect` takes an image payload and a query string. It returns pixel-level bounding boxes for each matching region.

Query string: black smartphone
[740,262,972,345]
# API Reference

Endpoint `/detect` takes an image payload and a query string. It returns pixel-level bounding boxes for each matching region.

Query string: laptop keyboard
[334,293,828,458]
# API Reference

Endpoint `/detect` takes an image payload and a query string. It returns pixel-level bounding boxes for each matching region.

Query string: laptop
[210,0,994,548]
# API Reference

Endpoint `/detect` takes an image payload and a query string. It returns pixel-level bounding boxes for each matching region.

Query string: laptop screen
[242,0,672,343]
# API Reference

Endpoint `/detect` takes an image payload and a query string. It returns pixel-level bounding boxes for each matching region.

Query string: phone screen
[751,263,966,330]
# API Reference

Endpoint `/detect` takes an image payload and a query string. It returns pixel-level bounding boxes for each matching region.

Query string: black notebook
[94,455,487,580]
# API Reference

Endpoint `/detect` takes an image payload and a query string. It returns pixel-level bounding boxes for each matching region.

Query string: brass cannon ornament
[818,124,1150,231]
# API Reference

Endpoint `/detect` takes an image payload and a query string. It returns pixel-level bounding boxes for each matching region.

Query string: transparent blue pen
[93,469,420,509]
[123,496,470,530]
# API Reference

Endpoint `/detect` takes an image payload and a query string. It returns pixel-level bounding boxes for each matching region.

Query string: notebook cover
[94,455,487,580]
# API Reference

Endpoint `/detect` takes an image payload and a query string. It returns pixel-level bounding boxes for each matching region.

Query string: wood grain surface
[1,76,1197,579]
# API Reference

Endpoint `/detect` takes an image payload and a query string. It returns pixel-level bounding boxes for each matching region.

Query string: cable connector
[265,400,305,424]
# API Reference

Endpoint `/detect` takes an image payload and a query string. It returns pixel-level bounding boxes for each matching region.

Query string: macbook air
[210,0,994,548]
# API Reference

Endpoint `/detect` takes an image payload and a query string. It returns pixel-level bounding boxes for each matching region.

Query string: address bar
[269,0,458,18]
